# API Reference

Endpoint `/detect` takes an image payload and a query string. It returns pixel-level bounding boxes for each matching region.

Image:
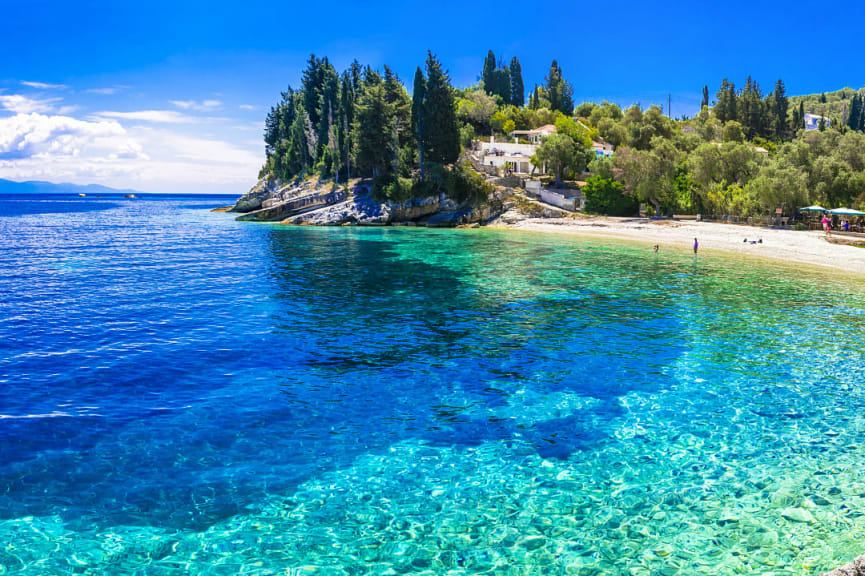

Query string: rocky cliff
[230,176,510,227]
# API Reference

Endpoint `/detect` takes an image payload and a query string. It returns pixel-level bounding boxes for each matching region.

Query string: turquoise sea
[2,193,865,575]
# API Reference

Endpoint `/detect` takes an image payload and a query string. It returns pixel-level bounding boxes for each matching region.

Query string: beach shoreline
[497,215,865,276]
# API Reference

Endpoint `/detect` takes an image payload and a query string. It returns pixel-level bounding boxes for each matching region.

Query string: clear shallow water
[2,194,865,575]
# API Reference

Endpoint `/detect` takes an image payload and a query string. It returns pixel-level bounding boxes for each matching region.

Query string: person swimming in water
[653,245,659,253]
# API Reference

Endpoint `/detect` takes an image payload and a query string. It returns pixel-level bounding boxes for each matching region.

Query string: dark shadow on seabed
[0,221,689,533]
[265,226,688,460]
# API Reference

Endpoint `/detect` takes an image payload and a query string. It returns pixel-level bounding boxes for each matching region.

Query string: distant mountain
[0,179,142,196]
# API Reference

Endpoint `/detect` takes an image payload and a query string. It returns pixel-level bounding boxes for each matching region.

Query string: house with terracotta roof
[509,124,557,144]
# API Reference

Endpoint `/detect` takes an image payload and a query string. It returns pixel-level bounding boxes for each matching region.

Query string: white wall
[479,141,537,156]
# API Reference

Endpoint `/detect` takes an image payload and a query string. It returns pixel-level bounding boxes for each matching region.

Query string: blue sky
[2,0,864,193]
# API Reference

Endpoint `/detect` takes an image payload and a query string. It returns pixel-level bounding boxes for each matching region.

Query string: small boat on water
[125,194,137,199]
[78,193,86,197]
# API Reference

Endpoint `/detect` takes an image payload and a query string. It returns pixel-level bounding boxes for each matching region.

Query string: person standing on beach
[693,238,699,254]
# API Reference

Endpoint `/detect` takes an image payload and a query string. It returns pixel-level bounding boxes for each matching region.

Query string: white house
[592,141,613,158]
[478,138,536,174]
[509,124,557,144]
[804,112,830,131]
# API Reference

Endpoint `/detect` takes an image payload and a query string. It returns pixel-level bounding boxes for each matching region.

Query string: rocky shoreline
[229,176,567,228]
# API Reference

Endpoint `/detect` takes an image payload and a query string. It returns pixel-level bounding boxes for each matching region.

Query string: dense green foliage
[263,52,481,203]
[263,53,865,217]
[577,76,865,217]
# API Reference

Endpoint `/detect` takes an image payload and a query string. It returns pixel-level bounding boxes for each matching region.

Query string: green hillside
[789,86,865,126]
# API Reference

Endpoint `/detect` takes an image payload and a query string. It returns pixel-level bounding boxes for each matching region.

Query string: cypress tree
[799,101,805,131]
[738,76,764,139]
[546,60,562,113]
[337,72,354,181]
[860,95,865,131]
[491,67,511,104]
[482,50,496,95]
[423,51,460,166]
[701,85,709,109]
[411,66,426,180]
[509,57,524,107]
[771,79,788,139]
[847,93,861,132]
[545,60,574,115]
[529,84,539,110]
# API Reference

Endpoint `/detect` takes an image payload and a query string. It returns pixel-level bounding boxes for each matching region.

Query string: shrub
[446,161,493,205]
[582,175,638,216]
[379,176,414,203]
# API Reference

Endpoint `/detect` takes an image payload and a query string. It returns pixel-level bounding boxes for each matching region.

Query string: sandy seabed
[504,216,865,276]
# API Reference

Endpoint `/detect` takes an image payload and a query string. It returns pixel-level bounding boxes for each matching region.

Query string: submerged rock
[781,507,815,523]
[822,554,865,576]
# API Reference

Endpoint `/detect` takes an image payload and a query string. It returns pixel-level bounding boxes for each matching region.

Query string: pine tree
[349,60,363,93]
[301,54,324,133]
[482,50,496,95]
[354,83,394,179]
[411,66,426,180]
[509,57,524,107]
[316,63,340,162]
[715,79,737,123]
[383,66,411,147]
[286,104,309,178]
[423,51,460,166]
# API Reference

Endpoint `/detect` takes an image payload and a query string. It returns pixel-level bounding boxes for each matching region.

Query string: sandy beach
[504,216,865,275]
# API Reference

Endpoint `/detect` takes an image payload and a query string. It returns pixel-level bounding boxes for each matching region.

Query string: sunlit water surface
[2,194,865,575]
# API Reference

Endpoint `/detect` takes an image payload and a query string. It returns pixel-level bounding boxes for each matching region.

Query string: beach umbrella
[828,207,865,216]
[798,205,827,212]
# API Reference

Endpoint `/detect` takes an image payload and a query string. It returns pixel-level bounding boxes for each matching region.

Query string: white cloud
[93,110,199,124]
[171,99,222,111]
[0,112,143,160]
[238,104,255,110]
[21,81,67,90]
[86,86,127,95]
[0,111,261,193]
[0,94,62,114]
